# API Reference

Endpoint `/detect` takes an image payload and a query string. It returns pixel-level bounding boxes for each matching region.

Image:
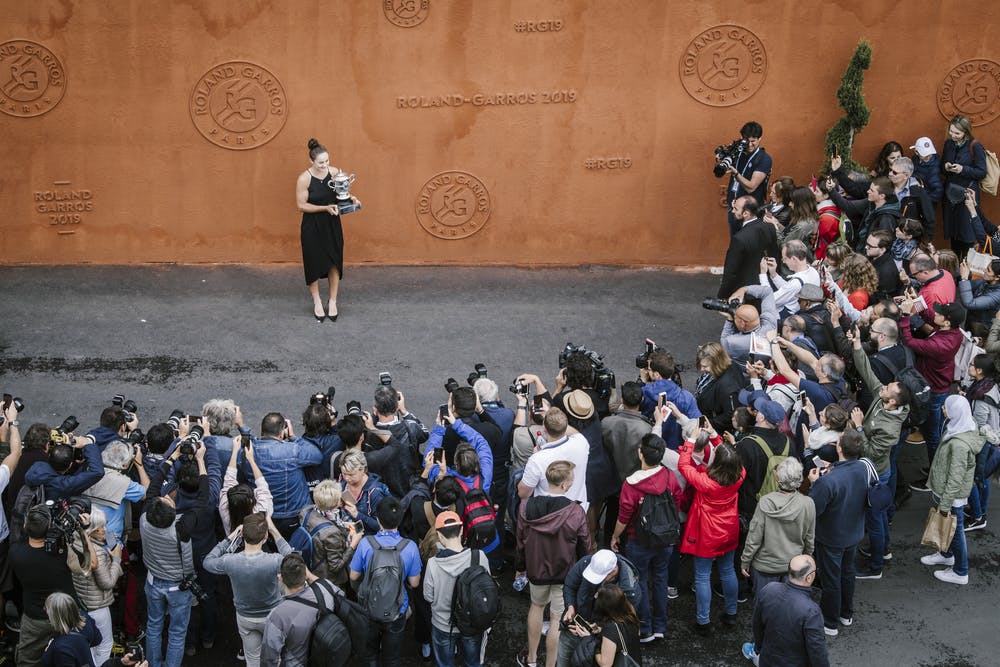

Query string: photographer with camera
[720,122,773,236]
[639,350,702,450]
[718,196,780,300]
[25,428,104,503]
[86,404,138,452]
[364,386,426,499]
[140,432,209,667]
[81,441,149,540]
[10,503,94,667]
[715,284,779,368]
[240,412,321,540]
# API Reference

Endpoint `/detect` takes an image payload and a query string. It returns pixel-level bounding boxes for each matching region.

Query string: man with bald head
[719,284,779,367]
[741,555,829,666]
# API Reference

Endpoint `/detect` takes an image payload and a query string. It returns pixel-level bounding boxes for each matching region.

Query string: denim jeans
[363,613,408,667]
[814,543,856,629]
[968,478,990,519]
[430,625,484,667]
[749,568,783,598]
[185,566,218,650]
[693,550,737,625]
[625,541,673,634]
[942,508,969,576]
[864,470,892,569]
[887,429,907,521]
[145,576,193,667]
[667,546,680,588]
[921,392,949,464]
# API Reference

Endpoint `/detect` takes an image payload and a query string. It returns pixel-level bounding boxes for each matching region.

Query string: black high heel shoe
[328,301,338,322]
[313,305,326,322]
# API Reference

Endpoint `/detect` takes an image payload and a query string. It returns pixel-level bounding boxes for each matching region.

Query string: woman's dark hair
[453,443,481,478]
[593,583,639,626]
[433,475,462,506]
[972,353,997,379]
[896,218,925,243]
[870,141,904,178]
[772,176,795,206]
[707,442,743,487]
[307,138,327,161]
[564,352,594,389]
[336,414,365,449]
[227,483,256,531]
[302,403,333,437]
[788,186,818,226]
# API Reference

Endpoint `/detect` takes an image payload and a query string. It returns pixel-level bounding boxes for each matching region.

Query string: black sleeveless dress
[301,170,344,284]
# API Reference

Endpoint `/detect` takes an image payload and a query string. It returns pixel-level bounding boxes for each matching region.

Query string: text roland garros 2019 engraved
[397,90,577,108]
[190,61,287,150]
[679,25,767,107]
[415,171,492,240]
[0,39,66,117]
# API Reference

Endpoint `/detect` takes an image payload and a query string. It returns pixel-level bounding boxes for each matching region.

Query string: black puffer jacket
[696,363,749,434]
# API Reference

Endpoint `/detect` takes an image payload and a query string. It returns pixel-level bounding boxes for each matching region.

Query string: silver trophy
[329,171,361,214]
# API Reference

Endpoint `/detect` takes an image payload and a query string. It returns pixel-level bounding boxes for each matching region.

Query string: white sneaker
[920,552,955,566]
[838,617,853,626]
[667,586,679,599]
[933,568,969,585]
[824,625,839,637]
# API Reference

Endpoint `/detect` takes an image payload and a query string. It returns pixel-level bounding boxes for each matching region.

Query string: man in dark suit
[718,196,779,299]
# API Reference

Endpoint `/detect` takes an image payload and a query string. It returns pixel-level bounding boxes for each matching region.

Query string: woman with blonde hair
[298,480,362,586]
[694,342,748,434]
[339,449,391,534]
[71,507,122,666]
[40,592,101,666]
[941,115,988,258]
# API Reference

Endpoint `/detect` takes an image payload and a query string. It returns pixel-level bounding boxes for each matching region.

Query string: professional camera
[444,377,460,394]
[166,409,186,433]
[57,415,79,434]
[180,572,209,603]
[310,386,336,407]
[1,393,25,413]
[466,363,488,386]
[49,428,75,447]
[379,372,392,387]
[345,400,363,417]
[127,429,145,447]
[635,339,661,369]
[178,424,204,460]
[124,640,144,663]
[558,343,617,400]
[43,497,91,557]
[701,297,741,316]
[509,379,528,396]
[713,138,748,178]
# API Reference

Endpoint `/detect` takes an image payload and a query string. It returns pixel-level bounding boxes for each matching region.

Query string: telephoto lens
[59,416,79,433]
[187,424,205,441]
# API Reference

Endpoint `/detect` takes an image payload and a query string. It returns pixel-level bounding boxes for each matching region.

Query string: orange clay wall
[2,0,999,266]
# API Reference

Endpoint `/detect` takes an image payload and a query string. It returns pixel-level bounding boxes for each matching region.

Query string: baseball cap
[753,397,786,426]
[932,302,967,328]
[563,390,595,420]
[583,549,618,584]
[434,510,462,531]
[911,137,937,157]
[738,388,767,407]
[797,284,825,303]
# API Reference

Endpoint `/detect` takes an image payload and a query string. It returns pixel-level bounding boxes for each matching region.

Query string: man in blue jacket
[742,554,830,667]
[24,435,104,502]
[807,430,868,637]
[639,349,701,449]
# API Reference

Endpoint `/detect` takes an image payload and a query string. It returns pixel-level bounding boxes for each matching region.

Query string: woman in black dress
[296,138,358,322]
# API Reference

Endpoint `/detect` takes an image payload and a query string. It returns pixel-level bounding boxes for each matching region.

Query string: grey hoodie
[423,548,491,632]
[741,490,815,575]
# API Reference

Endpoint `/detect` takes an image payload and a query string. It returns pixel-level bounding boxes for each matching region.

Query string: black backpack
[634,488,681,548]
[871,347,931,427]
[450,549,501,635]
[456,477,498,550]
[357,536,409,622]
[10,484,45,543]
[290,580,352,667]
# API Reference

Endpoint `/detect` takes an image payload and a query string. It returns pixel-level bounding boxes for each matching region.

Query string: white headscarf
[942,395,977,441]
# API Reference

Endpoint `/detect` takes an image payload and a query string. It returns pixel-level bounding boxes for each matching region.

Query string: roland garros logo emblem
[680,25,767,107]
[416,171,491,240]
[190,60,287,150]
[937,59,1000,126]
[0,39,66,118]
[384,0,430,28]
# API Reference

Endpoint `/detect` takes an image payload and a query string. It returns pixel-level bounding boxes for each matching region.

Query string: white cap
[582,549,618,584]
[911,137,936,157]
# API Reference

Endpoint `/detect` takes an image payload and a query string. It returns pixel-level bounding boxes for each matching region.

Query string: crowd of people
[0,114,998,667]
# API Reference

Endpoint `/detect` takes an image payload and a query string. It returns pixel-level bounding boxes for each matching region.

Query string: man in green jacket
[920,395,984,585]
[849,326,910,579]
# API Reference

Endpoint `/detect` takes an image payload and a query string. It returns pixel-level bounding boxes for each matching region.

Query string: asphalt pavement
[0,265,996,666]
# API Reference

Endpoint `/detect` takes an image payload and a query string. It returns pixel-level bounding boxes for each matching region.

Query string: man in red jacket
[900,301,966,487]
[610,434,686,643]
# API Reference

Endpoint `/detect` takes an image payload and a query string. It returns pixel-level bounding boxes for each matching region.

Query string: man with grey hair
[202,398,243,465]
[82,439,150,539]
[759,240,821,317]
[741,554,829,666]
[888,156,935,237]
[740,457,815,595]
[474,377,515,524]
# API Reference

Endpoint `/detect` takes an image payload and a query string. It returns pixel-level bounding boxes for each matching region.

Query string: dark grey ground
[0,265,996,666]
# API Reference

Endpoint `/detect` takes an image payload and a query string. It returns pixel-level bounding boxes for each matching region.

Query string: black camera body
[635,339,660,369]
[2,394,25,413]
[702,297,742,316]
[345,400,363,417]
[44,497,91,557]
[467,363,488,386]
[444,377,460,394]
[713,138,748,178]
[178,424,204,461]
[509,379,528,395]
[379,372,392,387]
[180,572,209,602]
[559,343,617,400]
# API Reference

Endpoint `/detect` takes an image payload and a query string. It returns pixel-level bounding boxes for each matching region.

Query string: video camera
[43,497,91,557]
[558,342,617,400]
[713,138,748,178]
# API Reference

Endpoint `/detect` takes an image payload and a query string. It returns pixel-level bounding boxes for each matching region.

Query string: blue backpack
[289,509,334,569]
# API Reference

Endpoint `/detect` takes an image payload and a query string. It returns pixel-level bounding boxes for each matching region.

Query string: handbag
[569,633,600,667]
[920,508,957,552]
[966,237,997,275]
[612,623,641,667]
[861,458,892,513]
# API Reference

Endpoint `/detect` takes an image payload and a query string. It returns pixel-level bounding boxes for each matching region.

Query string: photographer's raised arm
[1,404,22,472]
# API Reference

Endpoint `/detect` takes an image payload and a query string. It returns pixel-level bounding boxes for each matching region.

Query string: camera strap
[173,520,194,579]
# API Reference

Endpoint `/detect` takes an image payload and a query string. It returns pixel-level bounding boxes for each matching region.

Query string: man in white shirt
[517,408,590,511]
[760,240,821,317]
